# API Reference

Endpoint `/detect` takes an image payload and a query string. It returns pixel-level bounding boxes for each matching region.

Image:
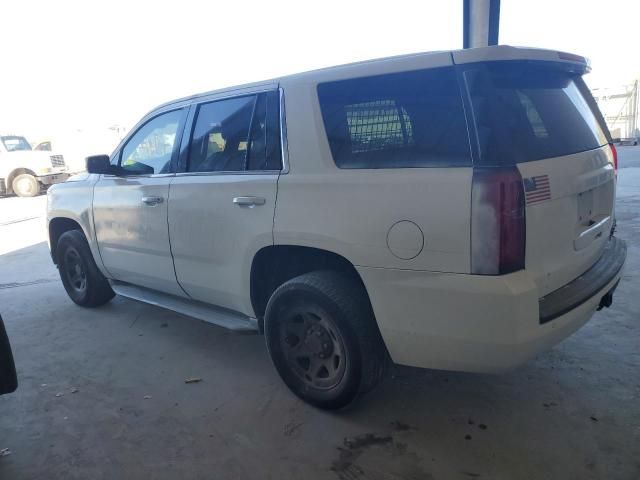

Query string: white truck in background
[0,135,69,197]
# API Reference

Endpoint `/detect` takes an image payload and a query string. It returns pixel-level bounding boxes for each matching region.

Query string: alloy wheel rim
[279,307,347,390]
[64,247,87,293]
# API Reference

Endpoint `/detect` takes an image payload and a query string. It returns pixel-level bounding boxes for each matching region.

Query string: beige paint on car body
[47,45,625,375]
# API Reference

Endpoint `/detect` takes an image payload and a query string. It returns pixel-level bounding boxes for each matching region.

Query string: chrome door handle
[141,196,164,206]
[233,196,266,207]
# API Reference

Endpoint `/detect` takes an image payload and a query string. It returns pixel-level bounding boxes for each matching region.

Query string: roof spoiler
[452,45,590,73]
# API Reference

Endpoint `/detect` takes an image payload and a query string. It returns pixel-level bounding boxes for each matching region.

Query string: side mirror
[0,315,17,395]
[86,154,114,174]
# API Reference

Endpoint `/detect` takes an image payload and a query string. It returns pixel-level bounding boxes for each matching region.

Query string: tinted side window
[120,110,182,174]
[264,90,282,170]
[317,67,471,168]
[188,92,281,173]
[246,94,267,170]
[188,96,256,172]
[463,61,608,165]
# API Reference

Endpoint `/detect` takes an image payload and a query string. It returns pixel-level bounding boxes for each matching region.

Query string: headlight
[38,167,52,174]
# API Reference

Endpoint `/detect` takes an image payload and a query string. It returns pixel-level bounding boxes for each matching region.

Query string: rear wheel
[56,230,114,307]
[12,174,39,197]
[264,271,386,409]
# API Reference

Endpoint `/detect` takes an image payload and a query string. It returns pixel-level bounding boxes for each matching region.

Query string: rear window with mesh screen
[317,67,471,168]
[346,100,414,153]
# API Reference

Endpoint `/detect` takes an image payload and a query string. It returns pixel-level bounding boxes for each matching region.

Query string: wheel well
[49,218,83,264]
[7,168,37,193]
[250,245,369,326]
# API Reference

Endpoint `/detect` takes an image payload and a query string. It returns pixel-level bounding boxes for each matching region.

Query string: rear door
[462,60,614,295]
[168,90,281,315]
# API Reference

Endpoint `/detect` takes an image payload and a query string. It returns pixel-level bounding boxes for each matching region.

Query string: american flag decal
[523,175,551,204]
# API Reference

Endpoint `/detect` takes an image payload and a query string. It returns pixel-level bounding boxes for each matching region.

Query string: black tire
[56,230,114,307]
[0,315,18,395]
[12,174,39,197]
[264,271,386,409]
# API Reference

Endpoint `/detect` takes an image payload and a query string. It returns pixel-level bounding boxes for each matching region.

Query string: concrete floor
[0,149,639,480]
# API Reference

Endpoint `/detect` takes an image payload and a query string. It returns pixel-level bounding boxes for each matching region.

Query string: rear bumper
[357,237,626,373]
[539,237,626,323]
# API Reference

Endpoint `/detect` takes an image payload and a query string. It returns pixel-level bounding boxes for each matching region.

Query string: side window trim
[279,87,290,174]
[455,64,482,166]
[108,107,188,177]
[176,104,197,173]
[170,106,191,174]
[262,89,284,172]
[243,95,262,171]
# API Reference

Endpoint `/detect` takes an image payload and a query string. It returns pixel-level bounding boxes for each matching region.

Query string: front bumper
[357,237,626,373]
[37,172,70,185]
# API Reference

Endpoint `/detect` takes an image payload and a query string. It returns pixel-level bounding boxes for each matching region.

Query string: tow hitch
[597,281,619,311]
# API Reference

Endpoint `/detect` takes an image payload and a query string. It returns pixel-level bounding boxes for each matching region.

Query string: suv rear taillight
[471,167,526,275]
[609,143,618,174]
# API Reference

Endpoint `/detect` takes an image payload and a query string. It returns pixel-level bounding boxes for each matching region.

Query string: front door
[93,108,187,296]
[168,90,282,315]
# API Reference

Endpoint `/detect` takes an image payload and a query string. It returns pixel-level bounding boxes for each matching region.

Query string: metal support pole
[463,0,501,49]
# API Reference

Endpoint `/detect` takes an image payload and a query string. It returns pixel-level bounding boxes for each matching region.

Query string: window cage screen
[345,100,414,153]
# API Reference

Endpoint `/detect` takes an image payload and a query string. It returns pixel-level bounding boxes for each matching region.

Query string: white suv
[47,46,626,409]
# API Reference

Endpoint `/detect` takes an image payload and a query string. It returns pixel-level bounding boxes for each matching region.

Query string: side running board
[110,281,259,333]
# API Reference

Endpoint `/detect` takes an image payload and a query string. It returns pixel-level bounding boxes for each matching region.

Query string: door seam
[166,178,192,298]
[272,171,281,245]
[91,175,115,279]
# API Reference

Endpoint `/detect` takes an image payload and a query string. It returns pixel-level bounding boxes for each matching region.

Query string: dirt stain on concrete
[331,433,431,480]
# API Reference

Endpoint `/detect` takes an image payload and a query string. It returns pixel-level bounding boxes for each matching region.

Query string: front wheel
[12,174,39,197]
[56,230,115,307]
[264,271,386,409]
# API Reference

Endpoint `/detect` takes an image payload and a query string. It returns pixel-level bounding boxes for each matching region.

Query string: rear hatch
[462,59,614,296]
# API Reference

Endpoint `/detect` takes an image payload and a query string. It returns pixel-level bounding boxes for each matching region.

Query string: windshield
[1,136,32,152]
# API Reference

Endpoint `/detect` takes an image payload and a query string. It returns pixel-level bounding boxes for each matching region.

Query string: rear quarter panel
[275,56,472,273]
